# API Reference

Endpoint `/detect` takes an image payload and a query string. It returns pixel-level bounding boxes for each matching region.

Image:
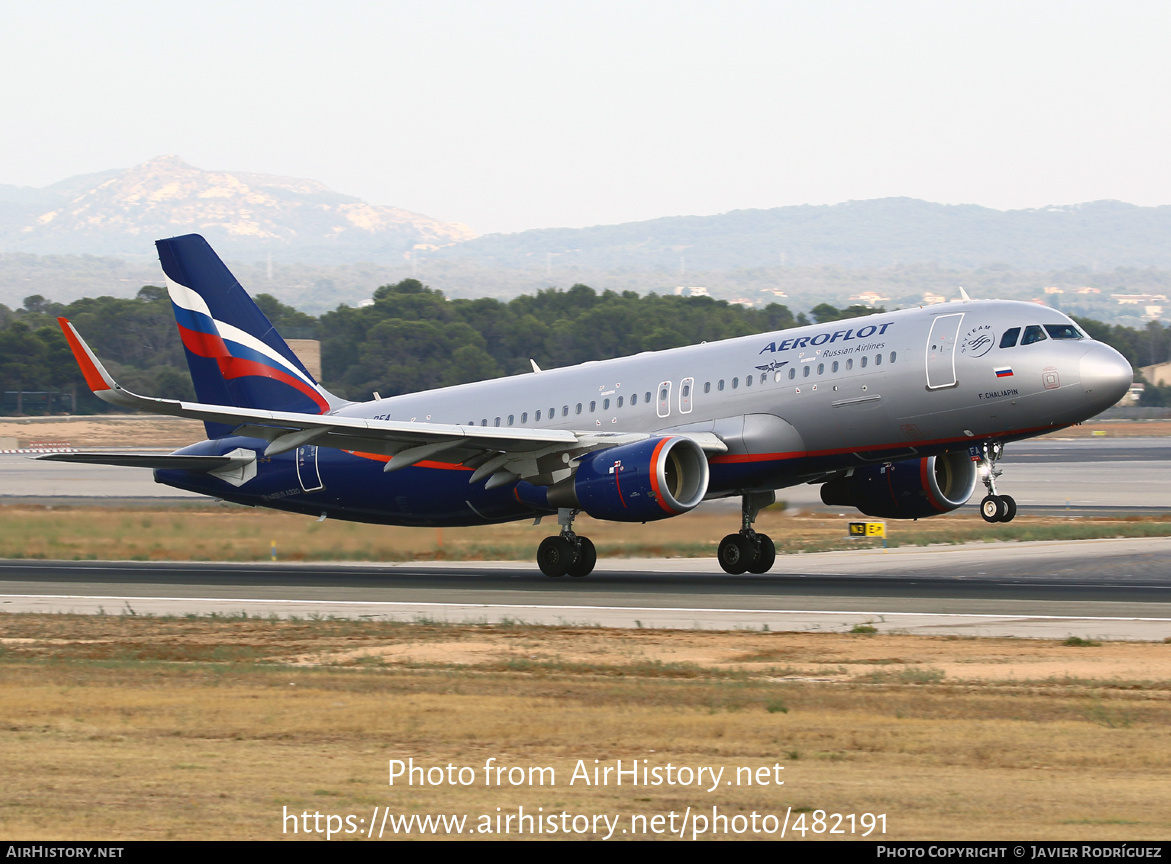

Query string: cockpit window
[1021,325,1048,345]
[999,327,1020,349]
[1043,324,1083,340]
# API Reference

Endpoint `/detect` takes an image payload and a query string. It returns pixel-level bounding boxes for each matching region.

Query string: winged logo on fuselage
[755,360,790,373]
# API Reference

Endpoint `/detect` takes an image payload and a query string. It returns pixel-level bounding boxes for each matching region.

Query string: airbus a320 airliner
[45,234,1133,577]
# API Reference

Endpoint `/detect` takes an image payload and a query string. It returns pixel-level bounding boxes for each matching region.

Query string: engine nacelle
[570,436,710,522]
[819,451,978,519]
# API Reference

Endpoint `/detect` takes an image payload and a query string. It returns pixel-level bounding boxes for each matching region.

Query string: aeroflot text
[389,758,783,792]
[759,323,894,353]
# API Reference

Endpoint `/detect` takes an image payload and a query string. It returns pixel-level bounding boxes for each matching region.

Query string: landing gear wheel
[718,533,753,575]
[1000,495,1017,523]
[537,536,573,577]
[980,495,1001,523]
[566,537,596,578]
[747,534,776,574]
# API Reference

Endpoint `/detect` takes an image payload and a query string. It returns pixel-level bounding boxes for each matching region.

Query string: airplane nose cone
[1080,343,1132,411]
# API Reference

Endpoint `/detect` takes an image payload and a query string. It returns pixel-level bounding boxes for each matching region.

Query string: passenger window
[832,361,839,373]
[575,403,582,414]
[617,396,624,407]
[704,382,711,394]
[521,412,527,423]
[562,406,569,417]
[631,394,638,405]
[1000,327,1021,349]
[861,356,868,368]
[760,373,767,385]
[589,401,596,412]
[745,376,752,387]
[495,417,501,426]
[788,367,796,380]
[1044,324,1083,340]
[644,391,651,403]
[481,419,487,426]
[536,410,542,421]
[875,354,882,366]
[680,386,689,399]
[817,363,824,375]
[802,365,810,378]
[732,377,739,389]
[508,415,514,425]
[718,380,725,391]
[1022,325,1047,345]
[846,358,853,370]
[603,398,610,409]
[890,351,897,363]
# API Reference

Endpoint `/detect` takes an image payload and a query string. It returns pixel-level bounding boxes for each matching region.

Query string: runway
[3,436,1170,640]
[3,536,1170,641]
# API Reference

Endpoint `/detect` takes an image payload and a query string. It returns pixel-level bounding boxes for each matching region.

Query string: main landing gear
[536,508,597,578]
[977,442,1017,523]
[718,491,777,574]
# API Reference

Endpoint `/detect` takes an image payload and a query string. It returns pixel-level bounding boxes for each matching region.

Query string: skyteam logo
[960,324,995,358]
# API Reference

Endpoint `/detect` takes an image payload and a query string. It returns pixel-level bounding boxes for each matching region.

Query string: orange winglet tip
[57,317,113,393]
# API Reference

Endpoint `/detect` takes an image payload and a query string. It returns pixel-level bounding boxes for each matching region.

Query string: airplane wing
[57,318,725,489]
[35,453,247,470]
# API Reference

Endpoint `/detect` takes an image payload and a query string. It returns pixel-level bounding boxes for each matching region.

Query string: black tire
[980,495,1001,523]
[718,533,752,575]
[1000,495,1017,523]
[567,536,597,578]
[747,534,776,574]
[537,536,572,577]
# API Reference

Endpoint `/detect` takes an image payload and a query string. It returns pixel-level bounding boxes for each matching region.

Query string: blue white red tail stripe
[156,234,341,431]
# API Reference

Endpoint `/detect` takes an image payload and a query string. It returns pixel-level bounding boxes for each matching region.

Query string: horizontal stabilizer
[36,453,247,472]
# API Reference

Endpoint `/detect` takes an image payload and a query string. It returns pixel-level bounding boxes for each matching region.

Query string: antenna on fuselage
[959,287,971,302]
[530,359,542,373]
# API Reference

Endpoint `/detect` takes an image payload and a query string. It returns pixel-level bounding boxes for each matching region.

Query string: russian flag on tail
[157,235,342,436]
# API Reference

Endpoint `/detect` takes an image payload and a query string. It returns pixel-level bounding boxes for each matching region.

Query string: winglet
[57,318,118,394]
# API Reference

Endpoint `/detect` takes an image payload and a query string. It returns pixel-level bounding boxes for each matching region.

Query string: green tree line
[0,281,1166,415]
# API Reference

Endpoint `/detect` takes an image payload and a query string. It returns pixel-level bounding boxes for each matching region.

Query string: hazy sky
[3,0,1170,234]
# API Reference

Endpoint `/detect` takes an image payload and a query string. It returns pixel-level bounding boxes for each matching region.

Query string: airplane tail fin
[157,234,344,437]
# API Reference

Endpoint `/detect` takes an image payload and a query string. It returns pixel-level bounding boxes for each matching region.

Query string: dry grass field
[0,614,1169,840]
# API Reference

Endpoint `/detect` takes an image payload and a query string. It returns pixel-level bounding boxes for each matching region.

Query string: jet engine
[819,451,978,519]
[555,436,710,522]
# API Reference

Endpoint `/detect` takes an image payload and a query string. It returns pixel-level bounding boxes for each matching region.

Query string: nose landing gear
[977,442,1017,523]
[536,508,597,578]
[718,491,777,574]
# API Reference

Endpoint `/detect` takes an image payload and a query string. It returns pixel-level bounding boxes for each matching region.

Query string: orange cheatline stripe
[57,318,110,393]
[345,451,474,471]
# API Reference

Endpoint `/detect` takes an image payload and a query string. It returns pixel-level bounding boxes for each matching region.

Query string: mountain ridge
[0,156,474,263]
